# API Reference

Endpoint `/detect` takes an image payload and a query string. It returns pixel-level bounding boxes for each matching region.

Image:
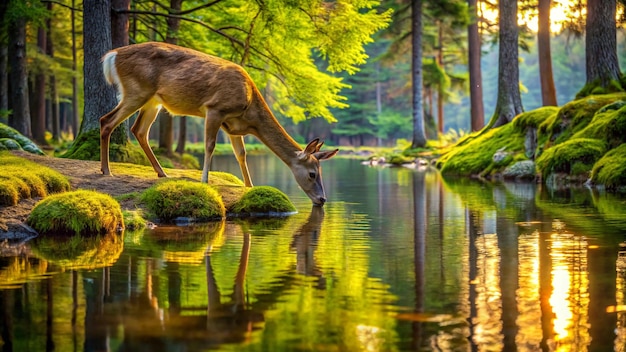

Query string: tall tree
[538,0,557,106]
[7,0,32,137]
[489,0,523,128]
[581,0,621,95]
[0,1,8,123]
[32,22,48,145]
[467,0,484,131]
[410,0,427,148]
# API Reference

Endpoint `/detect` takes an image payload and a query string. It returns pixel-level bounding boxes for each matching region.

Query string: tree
[467,0,484,131]
[489,0,523,128]
[32,21,48,145]
[580,0,621,96]
[538,0,557,106]
[410,0,427,148]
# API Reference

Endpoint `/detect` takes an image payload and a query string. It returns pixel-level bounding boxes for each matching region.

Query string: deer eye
[309,172,316,179]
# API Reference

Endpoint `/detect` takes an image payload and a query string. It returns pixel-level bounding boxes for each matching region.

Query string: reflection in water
[0,158,625,350]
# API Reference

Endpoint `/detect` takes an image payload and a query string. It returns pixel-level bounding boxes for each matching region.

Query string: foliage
[140,180,226,222]
[590,143,626,191]
[27,190,124,236]
[122,210,147,231]
[0,152,70,206]
[231,186,297,215]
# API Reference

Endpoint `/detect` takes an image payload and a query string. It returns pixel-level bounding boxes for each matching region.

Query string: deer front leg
[202,111,224,183]
[229,135,253,187]
[131,104,168,178]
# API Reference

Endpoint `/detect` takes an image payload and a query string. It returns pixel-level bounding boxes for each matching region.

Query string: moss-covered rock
[122,210,147,231]
[502,160,536,181]
[27,190,124,236]
[140,179,225,222]
[0,152,70,206]
[231,186,297,216]
[590,143,626,191]
[536,138,606,177]
[0,123,44,155]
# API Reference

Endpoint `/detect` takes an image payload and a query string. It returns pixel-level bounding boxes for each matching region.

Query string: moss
[0,152,70,206]
[438,123,525,176]
[30,233,124,270]
[541,93,626,144]
[140,179,225,222]
[512,106,559,132]
[386,153,414,166]
[590,143,626,190]
[0,123,44,155]
[181,153,200,169]
[61,129,150,166]
[535,138,606,177]
[577,79,625,99]
[0,138,22,151]
[122,210,147,231]
[27,190,124,236]
[231,186,296,215]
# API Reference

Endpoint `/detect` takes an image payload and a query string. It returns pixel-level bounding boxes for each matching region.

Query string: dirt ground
[0,151,162,238]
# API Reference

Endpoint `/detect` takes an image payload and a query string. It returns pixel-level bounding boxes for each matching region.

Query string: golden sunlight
[480,2,573,33]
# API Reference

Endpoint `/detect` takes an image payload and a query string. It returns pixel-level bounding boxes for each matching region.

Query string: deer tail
[102,51,119,87]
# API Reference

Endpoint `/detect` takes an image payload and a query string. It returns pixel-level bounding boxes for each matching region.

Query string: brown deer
[99,42,338,206]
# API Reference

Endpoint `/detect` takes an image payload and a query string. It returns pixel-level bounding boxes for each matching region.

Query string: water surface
[2,155,626,351]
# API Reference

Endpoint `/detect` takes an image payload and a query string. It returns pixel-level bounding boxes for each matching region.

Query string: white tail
[99,42,338,205]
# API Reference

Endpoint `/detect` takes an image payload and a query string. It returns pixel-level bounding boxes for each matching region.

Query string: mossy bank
[436,93,626,192]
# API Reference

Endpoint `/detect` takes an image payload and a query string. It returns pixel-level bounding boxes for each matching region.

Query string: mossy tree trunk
[64,0,130,161]
[582,0,621,94]
[488,0,523,129]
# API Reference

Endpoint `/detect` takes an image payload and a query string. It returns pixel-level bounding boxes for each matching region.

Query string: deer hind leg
[130,102,168,178]
[100,97,150,176]
[201,110,226,183]
[229,135,253,187]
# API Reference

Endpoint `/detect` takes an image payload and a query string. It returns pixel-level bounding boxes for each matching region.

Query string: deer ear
[314,149,338,161]
[303,139,320,155]
[315,141,324,152]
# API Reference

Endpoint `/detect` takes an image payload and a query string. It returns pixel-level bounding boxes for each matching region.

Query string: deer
[99,42,338,206]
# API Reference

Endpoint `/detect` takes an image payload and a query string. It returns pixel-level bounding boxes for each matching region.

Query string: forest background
[1,0,625,159]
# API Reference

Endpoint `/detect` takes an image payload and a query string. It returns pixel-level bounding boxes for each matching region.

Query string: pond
[2,155,626,351]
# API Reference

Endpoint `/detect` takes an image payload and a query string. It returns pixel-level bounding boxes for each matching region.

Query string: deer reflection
[290,206,326,286]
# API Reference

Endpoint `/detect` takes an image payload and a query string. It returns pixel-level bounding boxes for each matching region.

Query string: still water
[2,155,626,351]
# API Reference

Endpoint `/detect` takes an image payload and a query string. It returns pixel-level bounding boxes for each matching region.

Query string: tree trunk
[538,0,557,106]
[585,0,620,87]
[467,0,484,132]
[111,0,130,48]
[7,14,31,137]
[47,2,60,143]
[489,0,523,128]
[437,23,444,135]
[32,25,48,146]
[70,0,78,137]
[160,0,183,156]
[410,0,427,149]
[0,1,7,121]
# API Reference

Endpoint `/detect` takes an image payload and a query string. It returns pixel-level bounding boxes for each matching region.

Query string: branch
[40,0,82,12]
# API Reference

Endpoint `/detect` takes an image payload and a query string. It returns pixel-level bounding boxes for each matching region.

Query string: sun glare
[480,2,573,33]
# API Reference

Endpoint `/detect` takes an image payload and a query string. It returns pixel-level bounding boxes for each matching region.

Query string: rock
[502,160,536,181]
[492,147,510,163]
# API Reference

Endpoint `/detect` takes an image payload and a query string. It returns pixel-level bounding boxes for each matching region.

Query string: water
[2,155,626,351]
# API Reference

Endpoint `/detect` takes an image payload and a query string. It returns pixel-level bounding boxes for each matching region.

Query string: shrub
[140,179,225,222]
[27,190,124,236]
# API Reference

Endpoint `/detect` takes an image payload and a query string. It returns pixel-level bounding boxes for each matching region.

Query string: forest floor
[0,151,163,239]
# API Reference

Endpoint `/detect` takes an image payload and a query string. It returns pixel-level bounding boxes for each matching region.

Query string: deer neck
[249,97,302,167]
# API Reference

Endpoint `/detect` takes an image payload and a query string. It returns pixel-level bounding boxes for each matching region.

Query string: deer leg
[229,135,253,187]
[130,103,168,178]
[100,98,149,176]
[201,110,224,183]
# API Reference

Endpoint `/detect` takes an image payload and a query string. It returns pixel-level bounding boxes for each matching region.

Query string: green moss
[231,186,297,215]
[0,123,44,155]
[536,138,606,176]
[438,123,525,176]
[30,233,124,270]
[541,93,626,144]
[181,153,200,169]
[140,179,225,222]
[570,104,626,149]
[0,152,70,206]
[590,143,626,190]
[61,129,150,166]
[122,210,147,231]
[27,190,124,236]
[512,106,559,132]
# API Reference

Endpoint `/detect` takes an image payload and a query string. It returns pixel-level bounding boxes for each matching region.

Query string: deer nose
[318,197,326,205]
